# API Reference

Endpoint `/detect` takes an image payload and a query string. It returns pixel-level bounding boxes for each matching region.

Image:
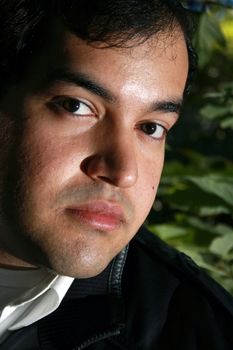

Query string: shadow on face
[0,20,188,277]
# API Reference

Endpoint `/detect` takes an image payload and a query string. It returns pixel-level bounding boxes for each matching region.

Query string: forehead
[63,30,187,72]
[13,24,189,104]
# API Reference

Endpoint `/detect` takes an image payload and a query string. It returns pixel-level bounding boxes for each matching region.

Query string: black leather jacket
[1,226,233,349]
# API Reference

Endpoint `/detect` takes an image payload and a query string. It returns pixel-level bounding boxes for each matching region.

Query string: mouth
[66,201,125,232]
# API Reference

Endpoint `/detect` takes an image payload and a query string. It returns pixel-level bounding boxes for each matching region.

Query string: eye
[51,97,94,116]
[140,122,167,140]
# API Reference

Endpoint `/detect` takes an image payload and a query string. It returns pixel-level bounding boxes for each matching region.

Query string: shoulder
[131,226,233,318]
[119,226,233,349]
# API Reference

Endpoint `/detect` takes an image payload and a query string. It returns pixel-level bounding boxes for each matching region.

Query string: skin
[0,25,188,277]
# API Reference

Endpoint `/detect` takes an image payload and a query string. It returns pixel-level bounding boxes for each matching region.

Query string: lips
[66,201,124,231]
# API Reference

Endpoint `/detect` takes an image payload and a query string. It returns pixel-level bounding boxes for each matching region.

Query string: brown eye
[140,122,167,140]
[51,97,94,116]
[62,98,81,113]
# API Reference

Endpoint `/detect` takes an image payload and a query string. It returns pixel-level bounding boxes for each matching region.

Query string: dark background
[147,5,233,294]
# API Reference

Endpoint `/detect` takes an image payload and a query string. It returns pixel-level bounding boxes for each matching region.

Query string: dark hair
[0,0,196,97]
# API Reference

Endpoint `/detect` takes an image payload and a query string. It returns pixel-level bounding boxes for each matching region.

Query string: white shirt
[0,267,74,342]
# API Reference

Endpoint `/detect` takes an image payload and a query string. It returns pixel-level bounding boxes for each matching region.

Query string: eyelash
[49,96,168,140]
[139,122,167,140]
[50,96,95,116]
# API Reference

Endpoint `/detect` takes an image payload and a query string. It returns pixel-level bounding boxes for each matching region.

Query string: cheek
[141,146,165,187]
[18,132,87,201]
[135,152,164,216]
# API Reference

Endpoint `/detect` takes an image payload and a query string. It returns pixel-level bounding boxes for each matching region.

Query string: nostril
[80,155,101,175]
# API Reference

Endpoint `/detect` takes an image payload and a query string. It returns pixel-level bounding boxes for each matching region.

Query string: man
[0,0,232,349]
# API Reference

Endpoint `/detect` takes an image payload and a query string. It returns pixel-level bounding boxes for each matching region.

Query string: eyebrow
[150,100,183,115]
[46,68,116,103]
[45,68,183,115]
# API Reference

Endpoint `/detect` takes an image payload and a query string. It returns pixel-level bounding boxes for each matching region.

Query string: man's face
[0,27,188,277]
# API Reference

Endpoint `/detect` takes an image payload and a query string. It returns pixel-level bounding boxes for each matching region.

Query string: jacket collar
[37,245,129,350]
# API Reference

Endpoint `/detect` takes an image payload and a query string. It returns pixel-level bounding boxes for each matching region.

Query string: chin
[45,249,113,278]
[50,263,110,279]
[19,223,120,278]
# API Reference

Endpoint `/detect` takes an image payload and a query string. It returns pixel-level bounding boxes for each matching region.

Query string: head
[0,0,194,277]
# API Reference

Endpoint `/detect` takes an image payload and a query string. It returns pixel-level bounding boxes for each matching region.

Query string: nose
[83,132,138,188]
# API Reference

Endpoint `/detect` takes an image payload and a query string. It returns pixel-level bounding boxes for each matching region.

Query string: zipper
[72,328,121,350]
[72,246,129,350]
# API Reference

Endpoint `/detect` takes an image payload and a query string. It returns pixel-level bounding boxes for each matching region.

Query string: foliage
[182,1,233,12]
[147,7,233,294]
[200,82,233,128]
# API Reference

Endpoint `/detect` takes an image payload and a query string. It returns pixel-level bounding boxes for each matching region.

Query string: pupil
[64,99,80,112]
[142,123,156,134]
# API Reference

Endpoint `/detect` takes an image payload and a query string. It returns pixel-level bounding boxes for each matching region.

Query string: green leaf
[216,278,233,296]
[200,104,230,120]
[160,182,231,215]
[210,234,233,257]
[195,13,226,67]
[186,176,233,207]
[220,116,233,129]
[182,216,211,232]
[175,246,225,275]
[214,224,233,236]
[149,224,188,240]
[199,205,231,216]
